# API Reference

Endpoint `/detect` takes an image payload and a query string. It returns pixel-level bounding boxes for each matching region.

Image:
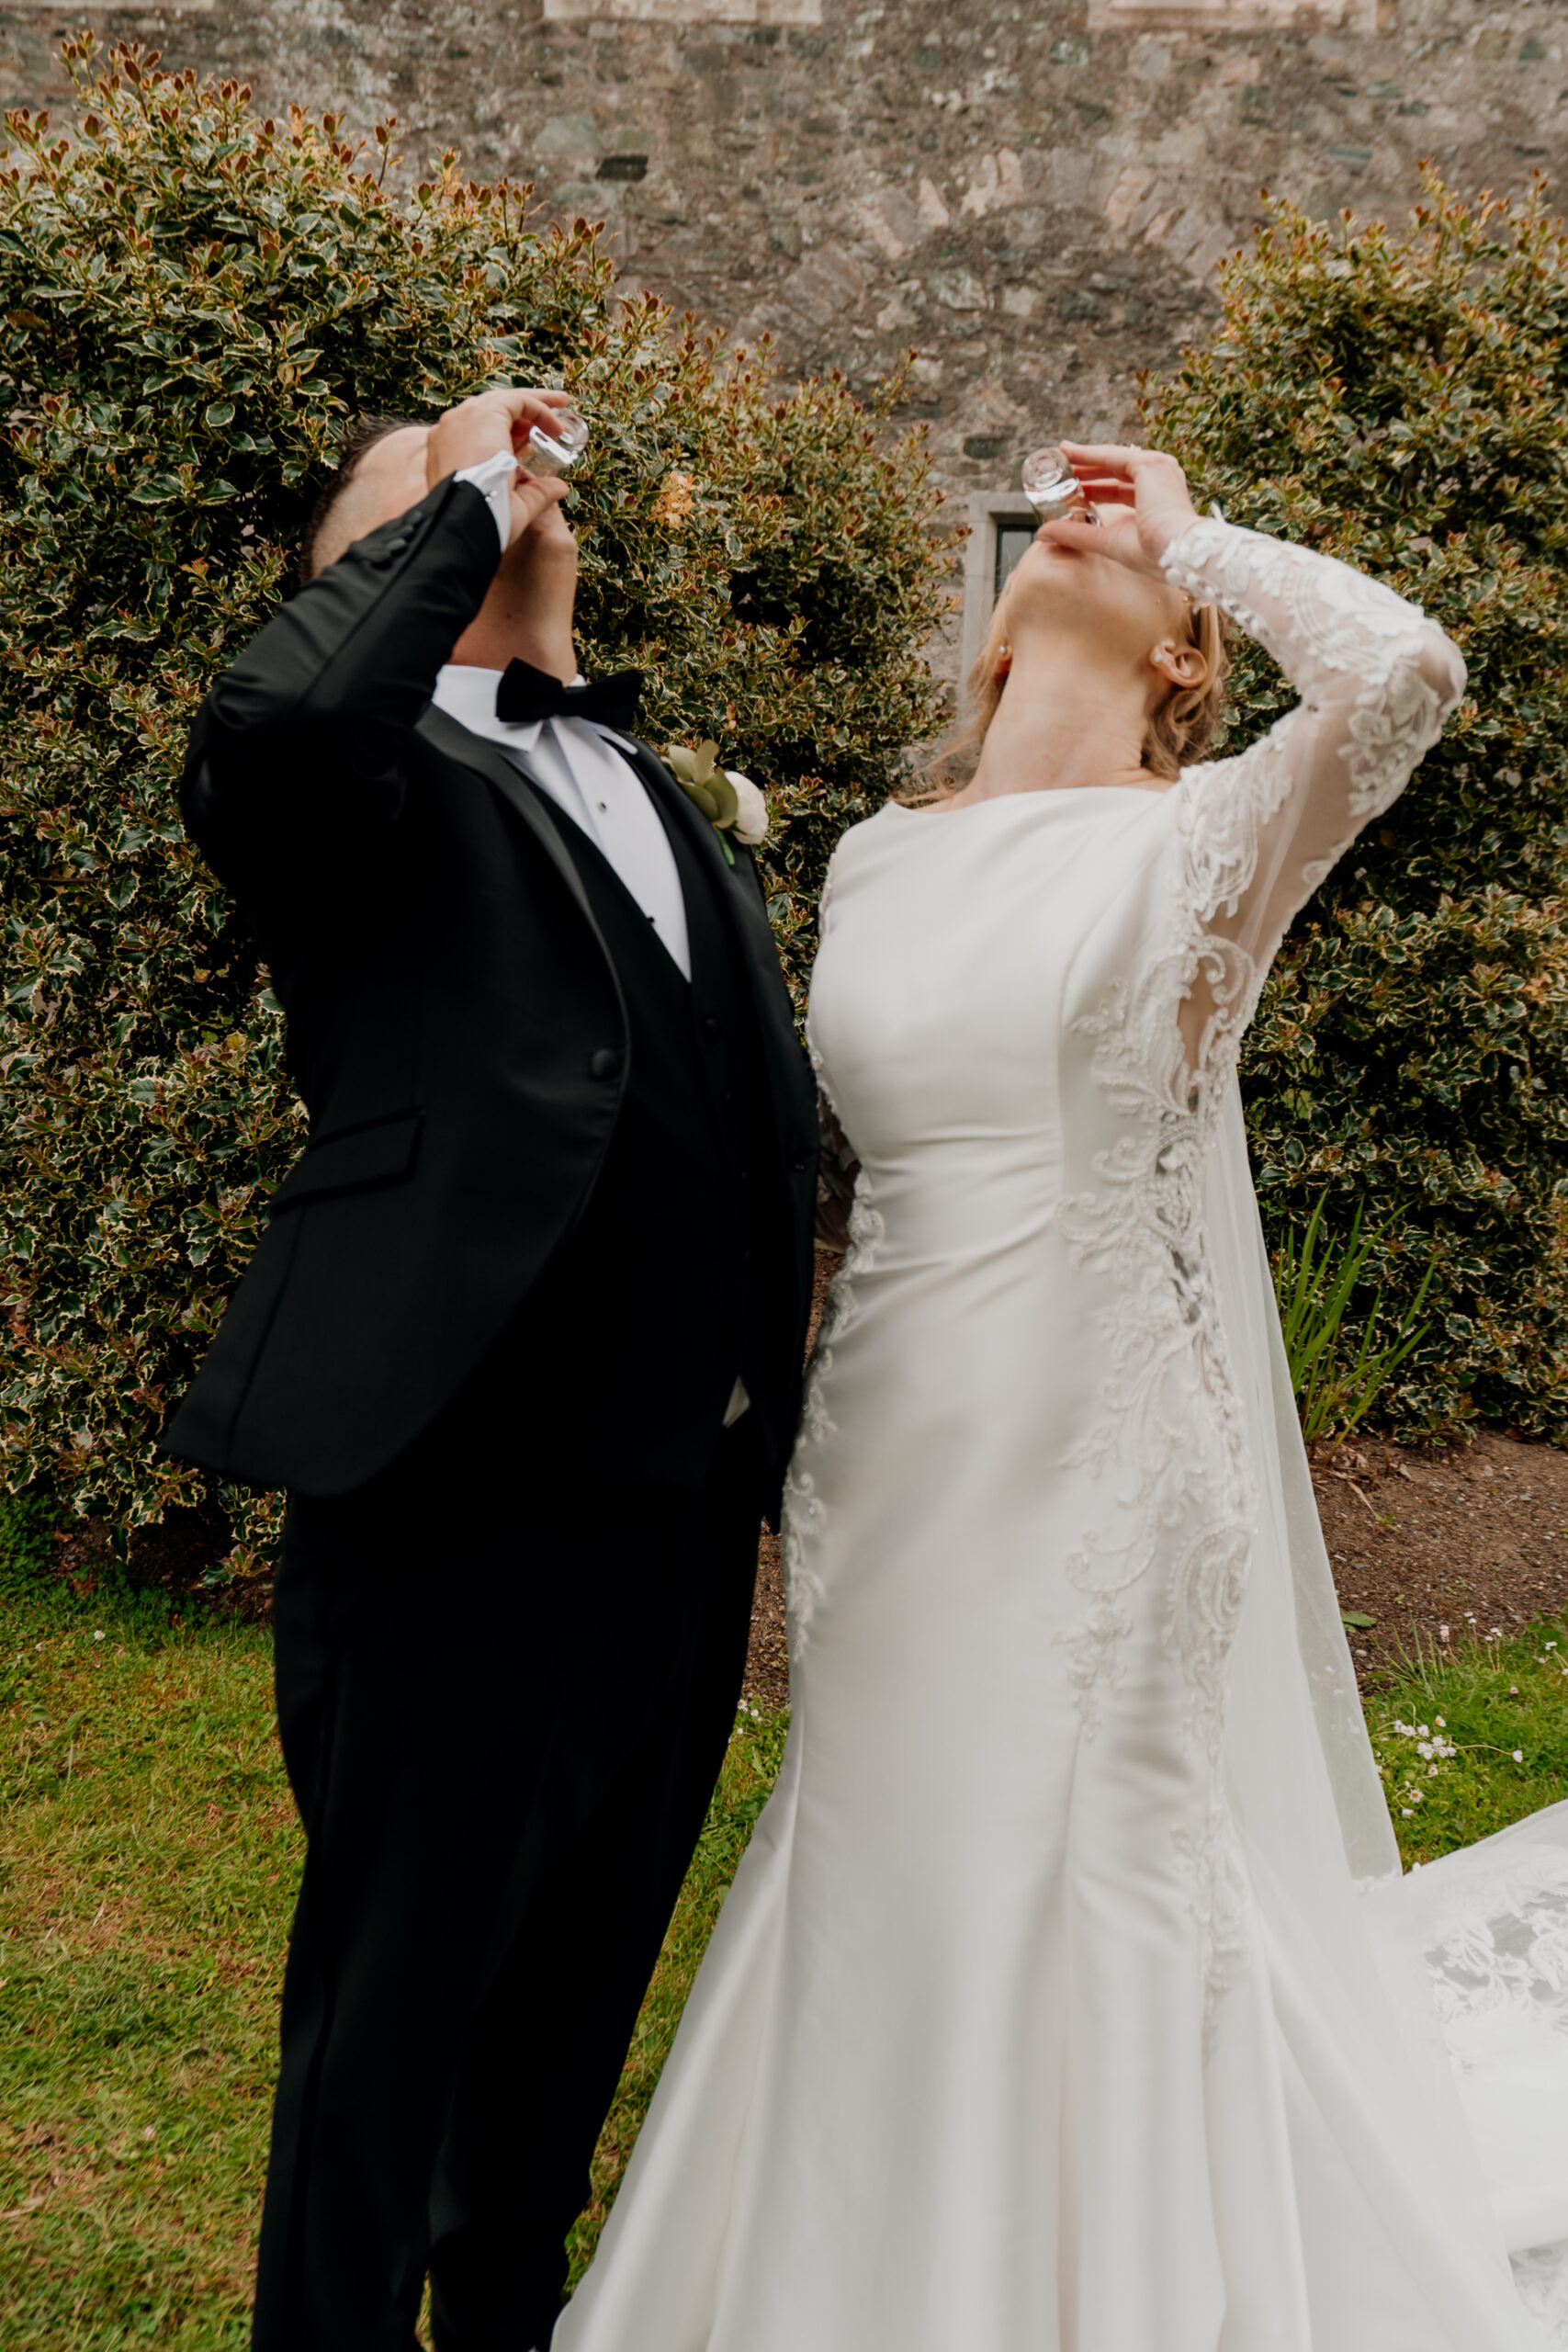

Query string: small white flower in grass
[1514,1749,1525,1764]
[1438,1624,1450,1642]
[1428,1765,1439,1777]
[93,1630,105,1642]
[1435,1715,1445,1727]
[1402,1806,1415,1817]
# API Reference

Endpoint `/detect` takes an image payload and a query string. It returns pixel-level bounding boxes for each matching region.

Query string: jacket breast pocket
[268,1109,424,1213]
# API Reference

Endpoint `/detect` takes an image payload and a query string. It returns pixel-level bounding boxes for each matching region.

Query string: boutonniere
[663,740,768,865]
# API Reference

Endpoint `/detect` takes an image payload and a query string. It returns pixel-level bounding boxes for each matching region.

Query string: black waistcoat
[417,777,796,1495]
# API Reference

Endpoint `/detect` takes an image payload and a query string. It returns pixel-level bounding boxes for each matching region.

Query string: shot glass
[1021,445,1094,525]
[524,405,590,478]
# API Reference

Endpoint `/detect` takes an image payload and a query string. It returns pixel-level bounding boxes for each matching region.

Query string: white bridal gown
[557,520,1568,2351]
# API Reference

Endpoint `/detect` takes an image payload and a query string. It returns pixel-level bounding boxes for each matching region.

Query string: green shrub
[0,1489,51,1603]
[0,39,950,1544]
[1146,176,1568,1438]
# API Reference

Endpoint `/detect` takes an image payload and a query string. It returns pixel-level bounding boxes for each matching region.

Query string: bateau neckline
[881,785,1172,820]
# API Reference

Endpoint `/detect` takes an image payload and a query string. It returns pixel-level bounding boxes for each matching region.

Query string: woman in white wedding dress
[556,445,1568,2352]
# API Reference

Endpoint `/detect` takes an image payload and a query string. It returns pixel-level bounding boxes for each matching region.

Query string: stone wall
[5,0,1563,666]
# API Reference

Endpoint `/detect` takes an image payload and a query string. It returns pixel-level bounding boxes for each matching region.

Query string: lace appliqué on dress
[1060,517,1463,2025]
[1425,1845,1568,2059]
[1057,950,1258,1751]
[1162,518,1461,828]
[1425,1846,1568,2341]
[1058,955,1258,2032]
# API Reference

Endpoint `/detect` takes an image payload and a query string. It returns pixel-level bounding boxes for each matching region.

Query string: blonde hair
[920,578,1231,797]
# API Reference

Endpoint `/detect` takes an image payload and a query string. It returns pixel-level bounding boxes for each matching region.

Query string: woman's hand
[1039,443,1201,579]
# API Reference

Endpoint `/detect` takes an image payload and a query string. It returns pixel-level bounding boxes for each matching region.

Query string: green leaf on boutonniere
[664,740,739,859]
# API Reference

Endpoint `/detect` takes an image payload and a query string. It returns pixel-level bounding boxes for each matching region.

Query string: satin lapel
[611,733,816,1135]
[417,704,598,932]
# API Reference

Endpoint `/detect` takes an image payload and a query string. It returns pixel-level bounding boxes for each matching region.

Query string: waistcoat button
[702,1016,720,1040]
[590,1048,621,1080]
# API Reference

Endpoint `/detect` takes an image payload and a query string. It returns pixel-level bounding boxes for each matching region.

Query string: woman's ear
[1150,638,1209,693]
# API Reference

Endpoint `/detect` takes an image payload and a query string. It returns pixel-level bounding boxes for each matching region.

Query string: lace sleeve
[1160,519,1465,1068]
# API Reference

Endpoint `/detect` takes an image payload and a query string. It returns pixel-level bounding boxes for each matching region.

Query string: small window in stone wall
[1088,0,1374,27]
[995,523,1036,601]
[961,494,1039,690]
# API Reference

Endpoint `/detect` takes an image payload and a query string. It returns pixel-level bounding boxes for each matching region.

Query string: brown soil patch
[1313,1430,1568,1686]
[743,1530,789,1712]
[47,1500,268,1626]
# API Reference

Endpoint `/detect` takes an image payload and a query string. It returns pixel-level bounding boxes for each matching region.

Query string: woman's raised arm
[1049,443,1464,1074]
[1159,515,1465,1016]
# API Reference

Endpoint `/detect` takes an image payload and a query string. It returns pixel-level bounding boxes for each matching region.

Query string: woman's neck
[953,642,1159,808]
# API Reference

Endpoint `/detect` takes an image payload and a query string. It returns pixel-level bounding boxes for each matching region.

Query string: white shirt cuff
[454,449,518,554]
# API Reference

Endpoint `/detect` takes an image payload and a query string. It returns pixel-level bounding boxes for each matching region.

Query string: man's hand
[425,388,573,540]
[1040,443,1201,580]
[425,387,570,481]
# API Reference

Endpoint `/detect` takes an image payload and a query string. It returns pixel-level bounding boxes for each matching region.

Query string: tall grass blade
[1272,1195,1431,1442]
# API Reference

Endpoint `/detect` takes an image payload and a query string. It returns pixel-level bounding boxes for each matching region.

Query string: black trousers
[251,1417,765,2352]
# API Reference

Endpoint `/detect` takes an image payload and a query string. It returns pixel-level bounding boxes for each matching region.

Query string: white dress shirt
[444,447,690,978]
[430,663,693,981]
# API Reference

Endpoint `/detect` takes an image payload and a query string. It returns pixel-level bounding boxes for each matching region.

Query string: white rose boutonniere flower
[664,740,769,865]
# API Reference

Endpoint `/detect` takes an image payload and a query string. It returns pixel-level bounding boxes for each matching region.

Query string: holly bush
[0,39,949,1543]
[1146,176,1568,1437]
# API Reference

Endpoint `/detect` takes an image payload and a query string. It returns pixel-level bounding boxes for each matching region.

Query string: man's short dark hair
[299,415,416,586]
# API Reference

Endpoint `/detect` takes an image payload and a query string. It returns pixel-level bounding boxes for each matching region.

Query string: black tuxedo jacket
[163,473,819,1499]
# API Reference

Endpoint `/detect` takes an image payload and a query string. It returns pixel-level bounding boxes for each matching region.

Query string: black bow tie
[494,660,643,731]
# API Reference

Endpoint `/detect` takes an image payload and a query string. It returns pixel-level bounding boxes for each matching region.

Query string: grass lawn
[1366,1618,1568,1860]
[0,1498,786,2348]
[3,1484,1563,2347]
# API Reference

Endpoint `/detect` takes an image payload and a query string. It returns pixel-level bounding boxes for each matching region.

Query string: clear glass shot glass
[1021,445,1093,524]
[524,405,590,478]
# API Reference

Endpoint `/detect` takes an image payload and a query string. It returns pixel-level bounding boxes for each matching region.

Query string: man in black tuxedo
[164,386,818,2352]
